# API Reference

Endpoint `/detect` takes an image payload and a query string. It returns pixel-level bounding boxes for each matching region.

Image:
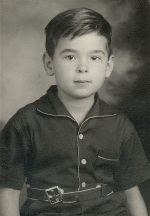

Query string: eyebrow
[60,49,105,55]
[60,49,77,54]
[91,50,105,55]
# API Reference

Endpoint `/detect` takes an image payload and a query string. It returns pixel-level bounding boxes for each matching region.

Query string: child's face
[43,32,114,101]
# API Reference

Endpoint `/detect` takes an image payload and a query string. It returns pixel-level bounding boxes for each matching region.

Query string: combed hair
[45,8,112,58]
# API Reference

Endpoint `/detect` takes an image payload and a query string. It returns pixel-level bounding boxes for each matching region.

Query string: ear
[43,52,54,76]
[105,55,114,78]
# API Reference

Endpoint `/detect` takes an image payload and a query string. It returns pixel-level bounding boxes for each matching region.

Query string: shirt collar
[37,85,116,118]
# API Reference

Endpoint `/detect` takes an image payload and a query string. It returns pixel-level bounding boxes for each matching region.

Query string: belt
[27,184,113,204]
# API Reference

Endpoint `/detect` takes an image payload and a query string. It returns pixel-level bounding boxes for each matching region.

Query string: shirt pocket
[94,150,120,170]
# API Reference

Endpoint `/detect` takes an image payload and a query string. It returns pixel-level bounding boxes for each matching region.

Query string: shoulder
[98,98,135,139]
[98,97,129,122]
[1,94,50,140]
[17,93,49,115]
[7,94,49,127]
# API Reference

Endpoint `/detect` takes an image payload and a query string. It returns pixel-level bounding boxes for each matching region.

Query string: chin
[73,92,95,99]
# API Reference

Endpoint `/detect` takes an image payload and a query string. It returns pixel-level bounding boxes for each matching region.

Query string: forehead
[55,32,108,54]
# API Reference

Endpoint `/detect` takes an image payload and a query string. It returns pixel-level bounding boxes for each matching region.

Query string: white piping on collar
[37,108,116,122]
[79,114,116,127]
[37,107,117,128]
[37,108,75,121]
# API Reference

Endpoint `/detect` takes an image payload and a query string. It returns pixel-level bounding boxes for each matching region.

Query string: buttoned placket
[76,117,104,190]
[77,121,89,190]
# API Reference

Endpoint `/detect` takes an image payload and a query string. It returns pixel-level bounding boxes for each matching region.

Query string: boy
[0,7,150,216]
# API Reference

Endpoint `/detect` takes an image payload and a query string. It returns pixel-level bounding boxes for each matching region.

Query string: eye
[91,56,101,61]
[66,55,76,60]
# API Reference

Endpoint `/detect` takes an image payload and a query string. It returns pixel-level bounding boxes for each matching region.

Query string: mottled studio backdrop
[1,0,150,208]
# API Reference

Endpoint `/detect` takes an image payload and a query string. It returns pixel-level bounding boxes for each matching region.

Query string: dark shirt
[0,85,150,215]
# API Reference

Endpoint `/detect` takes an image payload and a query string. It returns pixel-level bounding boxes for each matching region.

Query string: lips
[74,80,91,83]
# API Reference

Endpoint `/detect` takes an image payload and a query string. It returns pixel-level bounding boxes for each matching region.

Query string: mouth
[74,80,91,83]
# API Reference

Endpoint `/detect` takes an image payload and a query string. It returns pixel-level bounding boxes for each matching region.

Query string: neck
[57,93,95,125]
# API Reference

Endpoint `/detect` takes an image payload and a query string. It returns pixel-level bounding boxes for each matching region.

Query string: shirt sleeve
[114,120,150,191]
[0,115,28,190]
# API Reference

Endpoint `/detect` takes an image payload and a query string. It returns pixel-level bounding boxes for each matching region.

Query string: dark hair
[45,8,112,58]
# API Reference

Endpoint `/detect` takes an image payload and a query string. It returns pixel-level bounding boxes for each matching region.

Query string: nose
[78,68,88,73]
[77,59,88,73]
[77,56,88,73]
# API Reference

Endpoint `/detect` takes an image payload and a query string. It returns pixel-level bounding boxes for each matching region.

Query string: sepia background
[1,0,150,211]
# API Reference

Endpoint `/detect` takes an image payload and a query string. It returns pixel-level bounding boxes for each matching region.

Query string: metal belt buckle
[45,186,62,204]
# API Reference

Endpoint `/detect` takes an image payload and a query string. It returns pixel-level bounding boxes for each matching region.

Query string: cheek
[92,62,107,70]
[95,64,108,75]
[94,68,107,78]
[55,71,70,84]
[54,61,74,74]
[93,71,107,86]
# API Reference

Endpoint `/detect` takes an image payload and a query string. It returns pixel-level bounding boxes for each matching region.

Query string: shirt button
[81,159,87,165]
[79,134,83,139]
[81,182,86,188]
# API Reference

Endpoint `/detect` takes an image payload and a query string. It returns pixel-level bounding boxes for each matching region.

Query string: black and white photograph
[0,0,150,215]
